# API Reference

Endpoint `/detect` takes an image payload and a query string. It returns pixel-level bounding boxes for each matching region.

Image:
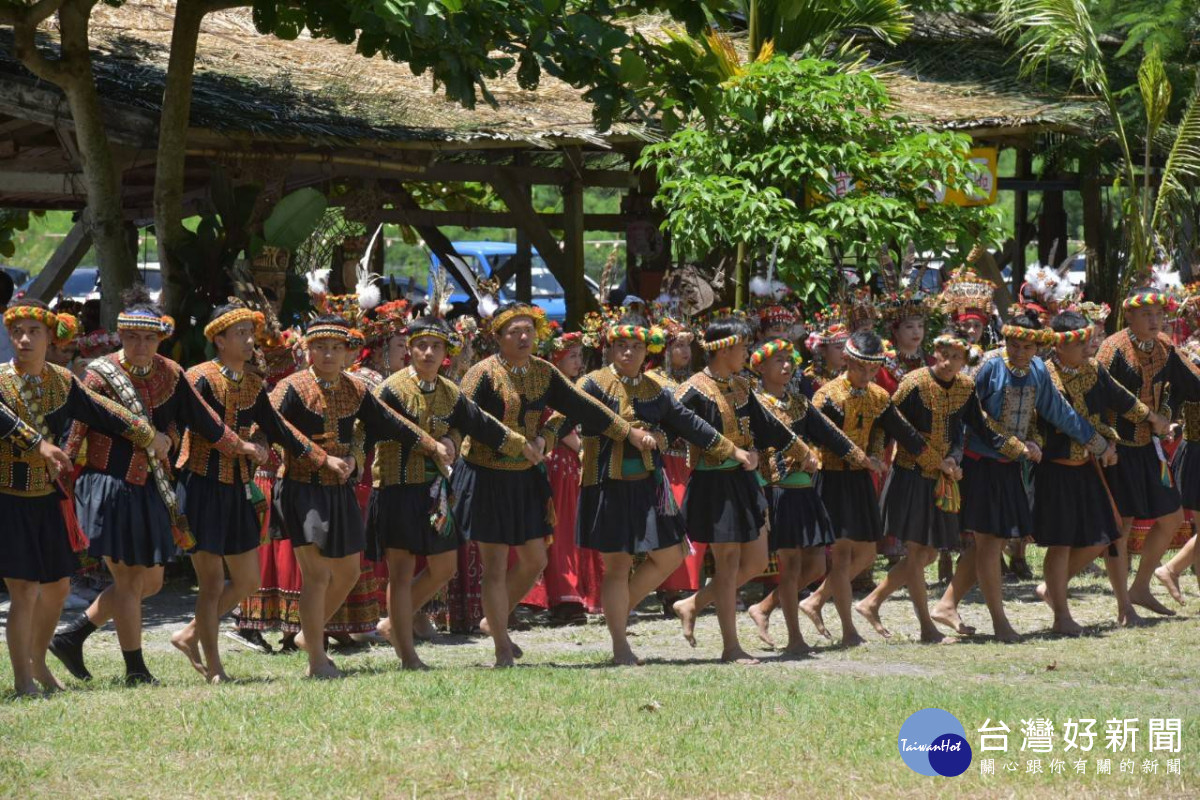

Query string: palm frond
[1152,78,1200,233]
[995,0,1107,95]
[771,0,913,57]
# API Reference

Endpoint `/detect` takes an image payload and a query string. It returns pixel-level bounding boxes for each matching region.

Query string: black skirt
[960,456,1032,538]
[577,475,685,555]
[1033,461,1120,548]
[367,482,459,559]
[76,470,175,567]
[1172,441,1200,511]
[767,486,835,550]
[451,461,553,546]
[273,478,364,558]
[176,471,261,557]
[819,469,882,542]
[1105,442,1181,520]
[683,468,767,545]
[881,466,961,550]
[0,492,78,583]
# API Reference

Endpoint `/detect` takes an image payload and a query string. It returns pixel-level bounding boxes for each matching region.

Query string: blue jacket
[966,354,1104,460]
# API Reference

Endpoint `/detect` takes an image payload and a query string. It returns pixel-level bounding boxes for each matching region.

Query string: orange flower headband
[203,308,265,342]
[116,310,175,338]
[1001,324,1056,346]
[490,304,552,342]
[3,305,78,346]
[933,332,970,351]
[606,324,666,354]
[1123,292,1178,311]
[1054,327,1093,346]
[749,339,800,370]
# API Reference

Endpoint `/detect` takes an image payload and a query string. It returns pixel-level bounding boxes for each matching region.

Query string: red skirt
[658,453,706,592]
[522,445,596,609]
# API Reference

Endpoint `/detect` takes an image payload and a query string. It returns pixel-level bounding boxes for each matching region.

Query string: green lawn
[1,555,1197,798]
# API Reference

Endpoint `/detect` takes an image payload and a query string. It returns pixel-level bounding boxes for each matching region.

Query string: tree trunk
[154,0,209,325]
[57,1,135,327]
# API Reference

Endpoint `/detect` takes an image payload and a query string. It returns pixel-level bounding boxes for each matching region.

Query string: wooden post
[27,213,92,301]
[563,172,586,330]
[514,153,532,303]
[1012,149,1032,296]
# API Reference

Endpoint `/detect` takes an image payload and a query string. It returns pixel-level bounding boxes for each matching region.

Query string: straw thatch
[0,3,1099,155]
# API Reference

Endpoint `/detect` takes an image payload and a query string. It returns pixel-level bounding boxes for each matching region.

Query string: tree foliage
[638,57,1001,304]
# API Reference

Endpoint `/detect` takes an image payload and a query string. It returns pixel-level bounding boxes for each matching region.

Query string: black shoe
[124,672,160,687]
[48,634,92,681]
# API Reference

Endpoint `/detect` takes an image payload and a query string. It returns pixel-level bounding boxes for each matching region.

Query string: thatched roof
[0,3,1100,156]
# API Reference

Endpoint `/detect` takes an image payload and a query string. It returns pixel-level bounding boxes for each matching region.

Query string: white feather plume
[479,294,500,319]
[307,268,330,297]
[1151,263,1181,291]
[749,275,789,299]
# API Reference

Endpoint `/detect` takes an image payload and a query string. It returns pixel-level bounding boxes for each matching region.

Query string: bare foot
[611,648,644,667]
[478,616,493,637]
[170,628,208,679]
[1154,566,1185,605]
[412,613,436,641]
[1117,605,1148,627]
[1052,618,1084,637]
[510,639,524,660]
[401,657,430,671]
[32,665,65,693]
[672,599,697,647]
[931,604,976,635]
[919,627,947,644]
[1035,582,1052,609]
[306,661,345,680]
[780,641,813,658]
[208,670,232,685]
[840,631,866,648]
[798,596,832,640]
[1129,588,1177,617]
[721,647,761,665]
[14,681,41,698]
[492,652,516,669]
[747,603,776,649]
[994,626,1024,644]
[854,599,892,639]
[376,620,394,644]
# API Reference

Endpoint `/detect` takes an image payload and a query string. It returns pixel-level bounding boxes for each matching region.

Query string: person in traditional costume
[855,330,1027,643]
[1033,310,1164,633]
[51,290,264,686]
[938,309,1111,642]
[757,304,797,343]
[874,292,932,394]
[1096,286,1200,618]
[940,263,998,351]
[1157,334,1200,598]
[646,316,706,605]
[368,315,538,669]
[523,327,594,621]
[452,301,655,667]
[1,300,164,695]
[670,317,817,665]
[803,313,848,389]
[791,330,930,646]
[1078,301,1111,358]
[577,315,752,664]
[167,302,334,683]
[270,315,448,678]
[743,338,869,655]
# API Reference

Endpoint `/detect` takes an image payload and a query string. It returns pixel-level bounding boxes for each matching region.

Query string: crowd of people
[2,255,1199,695]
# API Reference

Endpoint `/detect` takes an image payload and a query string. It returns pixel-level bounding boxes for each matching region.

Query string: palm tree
[996,0,1200,296]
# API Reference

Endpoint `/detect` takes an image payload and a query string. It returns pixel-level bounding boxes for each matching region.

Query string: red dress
[657,450,703,592]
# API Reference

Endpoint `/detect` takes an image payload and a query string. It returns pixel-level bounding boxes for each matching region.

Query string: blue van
[428,241,599,323]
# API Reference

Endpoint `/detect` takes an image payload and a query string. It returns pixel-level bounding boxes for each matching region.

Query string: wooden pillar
[1038,186,1067,268]
[563,170,586,330]
[1012,149,1032,296]
[514,153,532,303]
[28,213,92,301]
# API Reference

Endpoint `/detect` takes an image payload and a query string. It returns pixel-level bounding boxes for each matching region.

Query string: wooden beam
[374,208,632,231]
[0,77,157,149]
[27,215,91,302]
[513,154,532,303]
[561,147,588,328]
[998,177,1080,192]
[490,167,573,294]
[1012,150,1032,296]
[384,182,480,301]
[0,170,86,196]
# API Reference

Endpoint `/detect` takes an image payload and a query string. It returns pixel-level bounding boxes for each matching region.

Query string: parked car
[60,263,162,307]
[427,241,599,322]
[0,265,30,294]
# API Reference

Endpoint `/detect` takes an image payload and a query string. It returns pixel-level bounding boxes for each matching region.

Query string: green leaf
[263,187,328,251]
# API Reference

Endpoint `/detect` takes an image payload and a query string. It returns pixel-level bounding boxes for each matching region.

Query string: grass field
[1,553,1198,799]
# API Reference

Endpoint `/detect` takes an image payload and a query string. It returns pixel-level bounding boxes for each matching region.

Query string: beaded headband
[1000,324,1056,346]
[749,339,800,370]
[3,306,78,345]
[304,323,353,344]
[701,333,748,352]
[758,305,796,327]
[1054,327,1093,345]
[955,309,989,324]
[606,325,666,354]
[117,309,175,339]
[1123,292,1178,311]
[203,308,265,342]
[408,327,463,356]
[932,333,970,351]
[490,305,552,342]
[844,339,887,364]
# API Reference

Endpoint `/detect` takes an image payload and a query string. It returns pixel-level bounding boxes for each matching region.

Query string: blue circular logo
[898,708,973,777]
